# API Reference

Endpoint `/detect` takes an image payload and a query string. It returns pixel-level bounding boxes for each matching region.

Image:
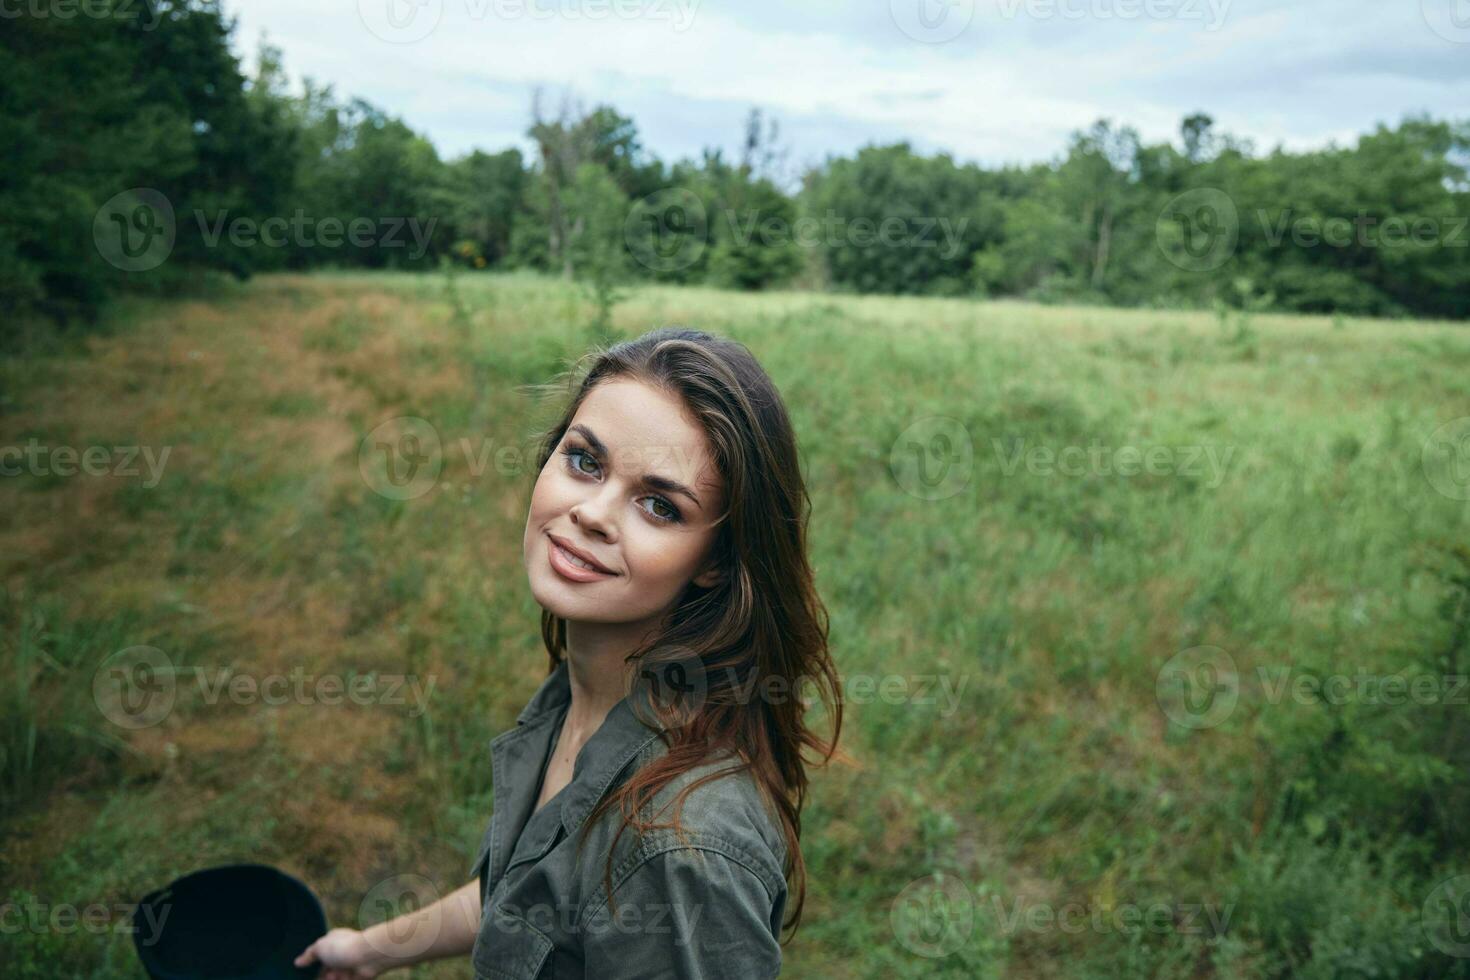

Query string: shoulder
[640,745,789,887]
[585,743,789,905]
[580,842,785,979]
[579,752,789,978]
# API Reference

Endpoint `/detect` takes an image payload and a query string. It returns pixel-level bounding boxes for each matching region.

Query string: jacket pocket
[472,904,554,980]
[501,820,564,879]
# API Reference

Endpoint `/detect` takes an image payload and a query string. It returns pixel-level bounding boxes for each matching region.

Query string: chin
[526,562,609,622]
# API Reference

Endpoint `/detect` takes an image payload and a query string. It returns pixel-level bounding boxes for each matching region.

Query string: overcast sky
[227,0,1470,179]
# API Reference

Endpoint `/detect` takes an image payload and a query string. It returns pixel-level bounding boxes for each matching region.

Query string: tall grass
[2,270,1468,977]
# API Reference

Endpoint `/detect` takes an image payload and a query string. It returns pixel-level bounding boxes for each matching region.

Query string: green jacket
[469,659,789,978]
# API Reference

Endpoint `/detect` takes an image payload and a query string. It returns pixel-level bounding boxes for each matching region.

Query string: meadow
[3,270,1469,978]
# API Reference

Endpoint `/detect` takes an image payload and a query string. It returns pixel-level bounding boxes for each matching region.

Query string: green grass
[2,270,1468,977]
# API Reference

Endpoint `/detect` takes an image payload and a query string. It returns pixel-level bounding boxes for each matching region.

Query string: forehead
[572,379,721,493]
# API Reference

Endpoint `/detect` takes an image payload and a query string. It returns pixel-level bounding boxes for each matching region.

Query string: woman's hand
[293,879,482,975]
[295,928,389,979]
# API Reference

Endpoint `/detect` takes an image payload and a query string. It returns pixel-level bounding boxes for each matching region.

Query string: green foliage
[0,0,297,327]
[4,17,1466,327]
[442,150,525,267]
[564,163,630,338]
[805,143,1001,295]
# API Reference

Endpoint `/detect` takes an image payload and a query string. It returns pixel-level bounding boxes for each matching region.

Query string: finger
[294,942,318,967]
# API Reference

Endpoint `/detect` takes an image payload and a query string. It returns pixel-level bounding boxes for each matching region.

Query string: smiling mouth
[558,543,601,571]
[547,534,618,580]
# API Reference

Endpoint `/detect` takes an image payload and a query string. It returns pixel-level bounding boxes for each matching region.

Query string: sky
[226,0,1470,181]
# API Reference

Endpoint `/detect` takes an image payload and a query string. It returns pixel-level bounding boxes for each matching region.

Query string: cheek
[621,527,707,585]
[523,464,564,547]
[529,462,572,516]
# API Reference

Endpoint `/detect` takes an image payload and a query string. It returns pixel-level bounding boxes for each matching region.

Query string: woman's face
[523,378,724,627]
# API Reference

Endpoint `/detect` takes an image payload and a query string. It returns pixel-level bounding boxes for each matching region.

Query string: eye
[643,496,681,524]
[561,446,599,476]
[561,444,683,525]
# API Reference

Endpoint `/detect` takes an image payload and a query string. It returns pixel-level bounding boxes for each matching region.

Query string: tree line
[4,0,1468,333]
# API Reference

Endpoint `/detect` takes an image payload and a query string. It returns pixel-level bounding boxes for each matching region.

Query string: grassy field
[3,270,1470,978]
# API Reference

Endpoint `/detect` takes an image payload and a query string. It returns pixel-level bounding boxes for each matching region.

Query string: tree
[564,163,633,339]
[804,143,1001,295]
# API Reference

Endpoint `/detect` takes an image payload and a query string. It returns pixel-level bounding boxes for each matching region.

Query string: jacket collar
[511,658,667,837]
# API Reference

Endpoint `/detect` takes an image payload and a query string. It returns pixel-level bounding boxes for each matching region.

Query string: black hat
[132,864,326,979]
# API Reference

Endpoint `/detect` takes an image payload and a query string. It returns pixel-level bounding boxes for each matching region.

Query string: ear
[692,562,723,590]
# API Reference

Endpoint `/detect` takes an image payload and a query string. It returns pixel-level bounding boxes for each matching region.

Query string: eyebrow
[569,424,703,508]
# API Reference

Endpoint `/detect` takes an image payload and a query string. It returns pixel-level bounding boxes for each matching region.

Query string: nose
[569,481,619,542]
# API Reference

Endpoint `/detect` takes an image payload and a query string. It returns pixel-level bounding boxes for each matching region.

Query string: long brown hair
[528,326,844,941]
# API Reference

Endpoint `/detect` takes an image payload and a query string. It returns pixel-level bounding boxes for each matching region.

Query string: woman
[296,327,843,978]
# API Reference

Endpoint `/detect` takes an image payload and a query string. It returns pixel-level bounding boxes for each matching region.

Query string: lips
[547,533,618,579]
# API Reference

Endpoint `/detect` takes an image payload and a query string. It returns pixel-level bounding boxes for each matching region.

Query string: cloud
[227,0,1470,171]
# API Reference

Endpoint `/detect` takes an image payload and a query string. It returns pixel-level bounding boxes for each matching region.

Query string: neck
[560,618,657,739]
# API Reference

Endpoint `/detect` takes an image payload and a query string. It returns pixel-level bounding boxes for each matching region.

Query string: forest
[4,0,1468,335]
